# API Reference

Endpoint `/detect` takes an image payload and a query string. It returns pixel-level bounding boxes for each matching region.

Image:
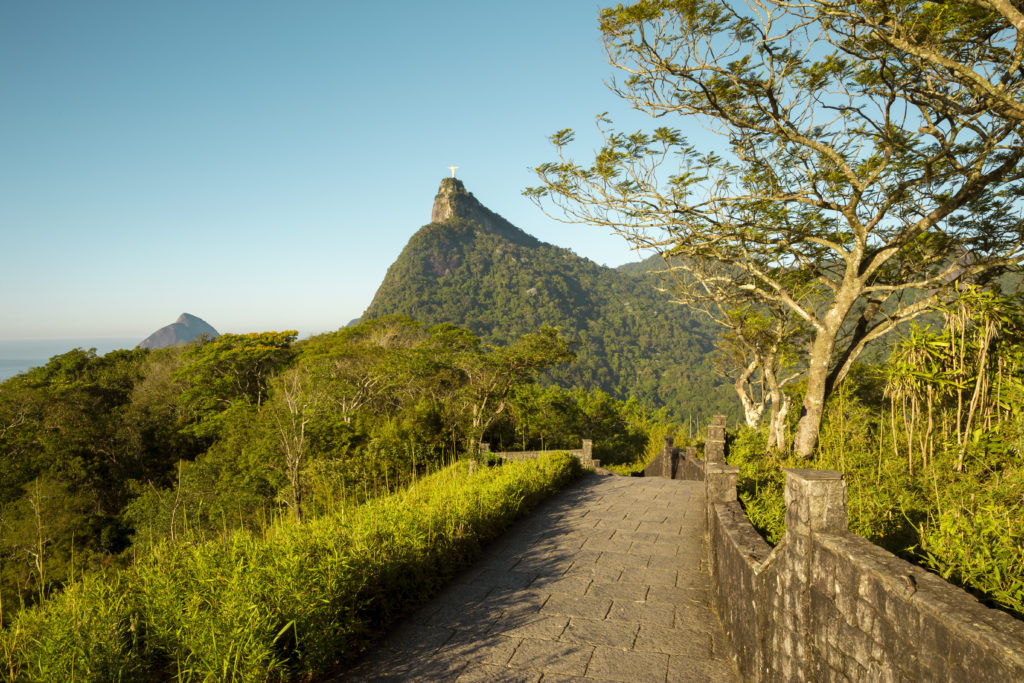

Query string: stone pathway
[336,475,737,682]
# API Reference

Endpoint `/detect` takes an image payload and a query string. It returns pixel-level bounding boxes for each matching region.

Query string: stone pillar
[777,469,846,680]
[662,435,674,478]
[783,469,847,536]
[582,439,593,466]
[479,442,490,455]
[705,416,727,464]
[705,463,739,504]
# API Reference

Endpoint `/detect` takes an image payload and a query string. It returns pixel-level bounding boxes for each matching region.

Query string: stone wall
[642,437,705,480]
[656,416,1024,681]
[480,439,600,470]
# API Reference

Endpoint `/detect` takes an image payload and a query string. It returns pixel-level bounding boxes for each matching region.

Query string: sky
[0,1,667,342]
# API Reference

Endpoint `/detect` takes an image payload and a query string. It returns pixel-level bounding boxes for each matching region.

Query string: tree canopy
[529,0,1024,455]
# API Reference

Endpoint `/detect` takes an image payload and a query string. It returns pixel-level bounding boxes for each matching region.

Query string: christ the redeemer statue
[448,165,459,178]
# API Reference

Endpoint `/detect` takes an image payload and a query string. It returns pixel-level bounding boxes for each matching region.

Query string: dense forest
[0,317,667,625]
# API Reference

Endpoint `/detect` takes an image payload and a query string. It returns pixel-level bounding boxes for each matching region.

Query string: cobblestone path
[337,475,737,682]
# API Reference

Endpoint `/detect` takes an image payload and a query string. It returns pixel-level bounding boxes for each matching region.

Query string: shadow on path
[331,475,737,682]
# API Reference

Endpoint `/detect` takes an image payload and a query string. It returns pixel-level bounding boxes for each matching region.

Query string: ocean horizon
[0,337,143,382]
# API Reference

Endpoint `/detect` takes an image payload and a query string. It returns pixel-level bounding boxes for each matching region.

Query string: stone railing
[650,416,1024,681]
[479,439,601,470]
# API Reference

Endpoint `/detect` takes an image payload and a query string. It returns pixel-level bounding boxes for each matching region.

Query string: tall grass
[732,397,1024,617]
[0,454,582,682]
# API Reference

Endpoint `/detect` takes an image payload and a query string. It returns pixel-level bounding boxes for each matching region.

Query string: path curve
[336,475,737,682]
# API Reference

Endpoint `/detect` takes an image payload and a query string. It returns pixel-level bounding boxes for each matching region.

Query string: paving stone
[487,585,551,610]
[473,568,538,590]
[634,624,712,657]
[646,584,708,607]
[441,632,522,666]
[634,540,681,558]
[611,529,660,543]
[563,563,623,583]
[427,603,502,634]
[456,663,542,682]
[581,536,624,553]
[674,606,718,634]
[605,600,676,628]
[666,654,737,682]
[528,674,589,682]
[585,646,669,682]
[646,554,685,572]
[561,617,639,648]
[541,593,613,620]
[595,551,649,570]
[530,575,592,596]
[593,517,640,531]
[675,570,711,591]
[491,614,570,640]
[619,566,677,587]
[507,639,594,676]
[636,520,680,534]
[587,581,649,601]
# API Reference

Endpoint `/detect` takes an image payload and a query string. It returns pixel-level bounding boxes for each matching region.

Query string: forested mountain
[363,178,734,419]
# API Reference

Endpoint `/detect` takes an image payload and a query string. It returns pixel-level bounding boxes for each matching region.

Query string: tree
[528,0,1024,455]
[450,327,575,452]
[270,367,321,522]
[175,331,297,436]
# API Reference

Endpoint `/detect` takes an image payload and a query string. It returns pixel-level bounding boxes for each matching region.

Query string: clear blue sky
[1,1,658,341]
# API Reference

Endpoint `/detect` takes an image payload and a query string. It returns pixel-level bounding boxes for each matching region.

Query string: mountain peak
[431,177,472,223]
[140,313,219,350]
[429,177,541,247]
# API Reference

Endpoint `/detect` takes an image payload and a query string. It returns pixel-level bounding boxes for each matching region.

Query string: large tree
[528,0,1024,455]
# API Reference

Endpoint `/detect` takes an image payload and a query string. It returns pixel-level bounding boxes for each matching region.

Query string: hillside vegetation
[0,317,670,625]
[0,454,582,682]
[363,179,735,420]
[734,288,1024,616]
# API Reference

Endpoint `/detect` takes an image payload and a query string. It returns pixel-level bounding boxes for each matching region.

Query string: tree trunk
[764,361,790,452]
[793,332,836,457]
[734,357,766,428]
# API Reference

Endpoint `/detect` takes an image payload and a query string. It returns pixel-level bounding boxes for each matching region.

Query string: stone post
[663,435,675,478]
[705,463,739,504]
[782,469,847,536]
[778,469,846,680]
[479,442,490,455]
[582,439,593,466]
[705,416,727,464]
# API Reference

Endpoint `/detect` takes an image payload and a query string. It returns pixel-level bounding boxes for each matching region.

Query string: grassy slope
[0,454,583,682]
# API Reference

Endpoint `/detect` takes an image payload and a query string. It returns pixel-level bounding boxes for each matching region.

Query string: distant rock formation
[139,313,219,350]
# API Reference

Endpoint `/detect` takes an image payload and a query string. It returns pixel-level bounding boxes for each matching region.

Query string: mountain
[362,178,735,419]
[139,313,219,350]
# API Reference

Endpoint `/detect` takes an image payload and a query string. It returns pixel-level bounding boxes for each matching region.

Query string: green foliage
[364,219,736,422]
[0,455,583,682]
[732,358,1024,616]
[174,331,298,438]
